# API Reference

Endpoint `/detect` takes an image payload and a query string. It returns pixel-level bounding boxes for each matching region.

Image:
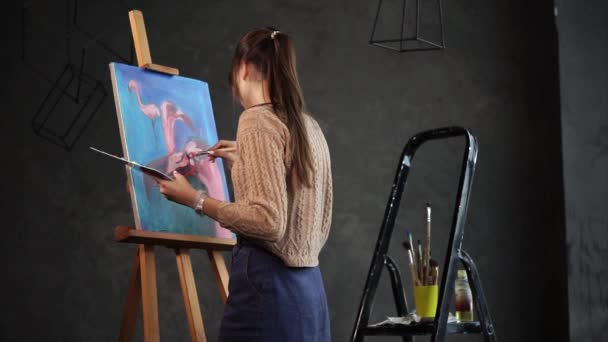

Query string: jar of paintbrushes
[402,203,439,318]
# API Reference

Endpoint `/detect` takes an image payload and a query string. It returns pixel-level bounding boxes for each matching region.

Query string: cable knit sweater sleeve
[214,112,289,242]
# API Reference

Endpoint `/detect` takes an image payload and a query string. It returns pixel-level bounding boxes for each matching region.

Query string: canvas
[109,62,234,239]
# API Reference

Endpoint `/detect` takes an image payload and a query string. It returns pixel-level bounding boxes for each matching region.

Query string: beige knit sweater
[215,105,333,267]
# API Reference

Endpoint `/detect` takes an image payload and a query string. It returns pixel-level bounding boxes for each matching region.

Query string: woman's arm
[155,127,288,242]
[206,128,288,242]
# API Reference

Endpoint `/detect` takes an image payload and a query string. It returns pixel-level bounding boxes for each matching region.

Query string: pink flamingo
[160,101,194,154]
[128,80,160,146]
[128,80,194,154]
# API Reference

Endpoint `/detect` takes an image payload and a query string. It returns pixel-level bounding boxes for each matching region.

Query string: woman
[154,27,333,341]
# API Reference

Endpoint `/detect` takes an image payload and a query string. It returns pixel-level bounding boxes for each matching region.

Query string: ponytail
[229,27,313,188]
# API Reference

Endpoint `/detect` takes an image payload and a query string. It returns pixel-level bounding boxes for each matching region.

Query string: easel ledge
[128,10,179,76]
[115,226,236,251]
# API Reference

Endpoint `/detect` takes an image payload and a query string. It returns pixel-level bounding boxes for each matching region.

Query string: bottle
[454,270,474,322]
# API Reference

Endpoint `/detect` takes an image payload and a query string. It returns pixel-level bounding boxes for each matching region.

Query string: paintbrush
[187,147,237,159]
[402,241,420,286]
[425,202,432,284]
[407,231,416,277]
[417,240,424,284]
[429,258,439,285]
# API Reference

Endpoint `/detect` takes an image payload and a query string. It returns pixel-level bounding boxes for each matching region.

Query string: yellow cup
[414,285,439,318]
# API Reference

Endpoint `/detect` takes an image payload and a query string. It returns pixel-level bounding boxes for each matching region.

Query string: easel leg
[140,245,160,342]
[208,250,230,303]
[118,249,142,342]
[176,248,207,342]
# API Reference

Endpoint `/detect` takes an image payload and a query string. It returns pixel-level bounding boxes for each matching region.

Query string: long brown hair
[229,27,313,188]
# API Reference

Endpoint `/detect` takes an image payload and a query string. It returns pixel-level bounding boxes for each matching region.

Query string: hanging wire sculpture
[21,0,134,151]
[369,0,445,52]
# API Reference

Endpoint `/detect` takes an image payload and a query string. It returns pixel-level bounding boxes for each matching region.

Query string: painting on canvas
[109,62,234,239]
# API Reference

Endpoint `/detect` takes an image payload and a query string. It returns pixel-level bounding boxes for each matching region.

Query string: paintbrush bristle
[402,241,412,250]
[427,202,431,207]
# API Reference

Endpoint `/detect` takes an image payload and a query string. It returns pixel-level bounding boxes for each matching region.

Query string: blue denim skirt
[218,239,331,342]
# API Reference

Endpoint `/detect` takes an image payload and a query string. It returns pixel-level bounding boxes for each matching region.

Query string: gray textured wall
[2,0,570,341]
[556,0,608,341]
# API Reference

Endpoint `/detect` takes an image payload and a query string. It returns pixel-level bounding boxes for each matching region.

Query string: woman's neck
[242,82,271,109]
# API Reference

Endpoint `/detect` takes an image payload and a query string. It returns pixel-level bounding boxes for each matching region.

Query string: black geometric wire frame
[30,63,107,151]
[21,0,134,151]
[370,0,445,52]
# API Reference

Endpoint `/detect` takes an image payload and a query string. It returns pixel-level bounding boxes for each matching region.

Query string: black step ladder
[351,127,497,342]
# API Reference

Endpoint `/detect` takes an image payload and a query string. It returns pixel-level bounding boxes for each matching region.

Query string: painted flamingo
[160,100,194,154]
[128,80,160,146]
[128,80,195,154]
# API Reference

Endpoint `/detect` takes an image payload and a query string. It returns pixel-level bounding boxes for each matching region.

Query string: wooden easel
[115,10,235,342]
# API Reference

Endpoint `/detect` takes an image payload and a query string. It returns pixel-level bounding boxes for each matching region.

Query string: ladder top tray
[364,321,482,336]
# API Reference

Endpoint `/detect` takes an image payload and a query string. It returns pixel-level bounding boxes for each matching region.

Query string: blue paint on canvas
[110,62,235,239]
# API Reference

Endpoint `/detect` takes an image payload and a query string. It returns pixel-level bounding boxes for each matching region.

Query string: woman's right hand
[208,140,238,169]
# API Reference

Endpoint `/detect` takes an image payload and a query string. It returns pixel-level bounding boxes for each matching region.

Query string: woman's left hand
[154,171,199,208]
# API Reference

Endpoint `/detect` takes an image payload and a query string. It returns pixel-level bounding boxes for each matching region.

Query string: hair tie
[270,30,280,39]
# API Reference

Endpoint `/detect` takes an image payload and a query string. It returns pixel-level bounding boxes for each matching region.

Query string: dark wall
[556,1,608,341]
[2,0,570,341]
